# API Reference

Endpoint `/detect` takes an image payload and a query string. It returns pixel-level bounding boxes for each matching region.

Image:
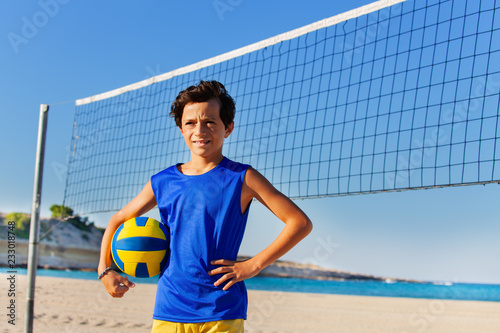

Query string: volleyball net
[63,0,500,215]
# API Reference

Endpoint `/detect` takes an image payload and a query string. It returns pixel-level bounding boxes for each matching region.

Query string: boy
[98,80,312,332]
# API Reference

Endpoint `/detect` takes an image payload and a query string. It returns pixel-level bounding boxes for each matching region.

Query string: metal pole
[25,104,49,333]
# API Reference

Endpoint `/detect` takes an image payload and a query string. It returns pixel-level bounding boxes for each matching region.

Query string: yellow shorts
[151,319,244,333]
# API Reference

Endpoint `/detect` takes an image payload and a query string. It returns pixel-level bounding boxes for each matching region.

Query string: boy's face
[180,99,234,159]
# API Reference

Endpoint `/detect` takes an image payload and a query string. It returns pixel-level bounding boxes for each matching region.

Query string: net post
[25,104,49,333]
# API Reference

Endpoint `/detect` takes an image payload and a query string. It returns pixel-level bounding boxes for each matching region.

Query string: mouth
[193,140,211,145]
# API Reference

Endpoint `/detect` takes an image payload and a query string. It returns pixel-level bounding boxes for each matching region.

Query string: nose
[194,122,206,136]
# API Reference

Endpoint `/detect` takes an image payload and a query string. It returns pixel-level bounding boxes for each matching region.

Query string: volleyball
[111,216,170,278]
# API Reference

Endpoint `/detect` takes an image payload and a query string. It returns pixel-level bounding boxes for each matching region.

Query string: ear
[224,122,234,138]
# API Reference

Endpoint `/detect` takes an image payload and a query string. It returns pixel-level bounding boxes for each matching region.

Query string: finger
[109,285,128,298]
[214,273,235,287]
[117,283,130,293]
[208,266,234,276]
[222,279,237,291]
[121,276,135,288]
[114,277,130,291]
[210,259,236,266]
[115,284,131,296]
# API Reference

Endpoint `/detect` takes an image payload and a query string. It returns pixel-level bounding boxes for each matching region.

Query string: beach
[2,274,499,333]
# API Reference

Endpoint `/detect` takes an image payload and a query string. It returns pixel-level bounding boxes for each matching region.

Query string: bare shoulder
[243,167,275,190]
[241,167,311,225]
[241,167,283,203]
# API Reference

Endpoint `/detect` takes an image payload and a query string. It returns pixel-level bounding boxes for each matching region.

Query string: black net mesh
[64,0,500,214]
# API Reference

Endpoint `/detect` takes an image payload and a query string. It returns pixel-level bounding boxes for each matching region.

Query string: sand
[1,274,499,333]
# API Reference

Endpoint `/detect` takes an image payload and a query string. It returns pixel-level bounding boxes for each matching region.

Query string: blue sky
[1,0,499,284]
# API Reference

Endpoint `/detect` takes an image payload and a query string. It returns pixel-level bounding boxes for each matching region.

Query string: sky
[1,0,499,284]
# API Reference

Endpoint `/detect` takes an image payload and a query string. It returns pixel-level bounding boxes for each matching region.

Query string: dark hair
[170,80,235,129]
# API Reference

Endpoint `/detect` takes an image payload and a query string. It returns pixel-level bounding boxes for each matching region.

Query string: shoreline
[5,265,498,286]
[2,274,499,332]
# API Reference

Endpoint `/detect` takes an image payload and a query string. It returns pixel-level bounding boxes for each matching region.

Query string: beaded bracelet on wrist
[98,267,112,280]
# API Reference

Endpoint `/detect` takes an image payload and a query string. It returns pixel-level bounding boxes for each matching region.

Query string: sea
[2,267,499,302]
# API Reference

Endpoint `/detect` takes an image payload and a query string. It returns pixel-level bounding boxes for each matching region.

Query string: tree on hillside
[4,212,30,238]
[50,204,74,219]
[49,204,97,232]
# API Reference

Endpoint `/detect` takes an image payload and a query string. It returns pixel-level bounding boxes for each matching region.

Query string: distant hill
[0,215,104,270]
[237,256,421,283]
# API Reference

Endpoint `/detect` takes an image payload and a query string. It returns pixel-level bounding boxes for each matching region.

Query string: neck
[182,153,224,175]
[192,153,224,167]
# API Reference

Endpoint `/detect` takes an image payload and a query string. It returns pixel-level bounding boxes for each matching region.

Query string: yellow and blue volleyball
[111,217,169,278]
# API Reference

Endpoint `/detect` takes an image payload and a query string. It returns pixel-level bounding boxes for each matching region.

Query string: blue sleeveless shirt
[150,157,251,322]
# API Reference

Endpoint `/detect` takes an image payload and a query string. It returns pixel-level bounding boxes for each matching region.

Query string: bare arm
[98,180,157,297]
[209,167,312,290]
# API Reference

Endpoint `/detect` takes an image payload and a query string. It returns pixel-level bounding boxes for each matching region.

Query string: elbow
[107,211,127,230]
[113,210,125,222]
[305,217,313,236]
[299,216,313,237]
